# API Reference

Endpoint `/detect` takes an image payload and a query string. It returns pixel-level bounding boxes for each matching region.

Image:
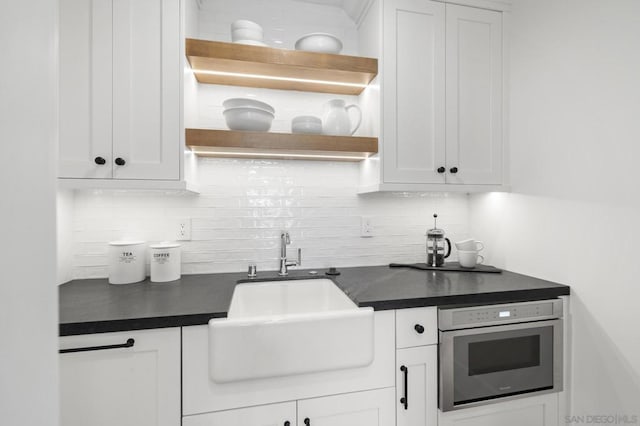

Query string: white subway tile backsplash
[69,158,471,279]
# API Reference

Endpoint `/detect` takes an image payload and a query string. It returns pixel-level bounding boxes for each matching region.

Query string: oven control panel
[439,299,563,330]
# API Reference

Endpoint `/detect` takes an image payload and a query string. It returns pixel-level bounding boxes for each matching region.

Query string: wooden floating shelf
[185,38,378,95]
[186,129,378,162]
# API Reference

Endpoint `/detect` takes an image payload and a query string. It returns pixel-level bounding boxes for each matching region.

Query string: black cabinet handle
[94,156,106,165]
[400,365,408,410]
[449,167,458,174]
[284,422,290,426]
[304,418,311,426]
[414,324,425,334]
[115,157,126,166]
[59,338,135,354]
[437,166,445,173]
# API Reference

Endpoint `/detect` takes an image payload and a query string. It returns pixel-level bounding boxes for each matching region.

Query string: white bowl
[223,107,274,132]
[295,33,343,54]
[291,115,322,134]
[231,27,263,42]
[231,19,263,31]
[233,40,268,47]
[223,98,275,114]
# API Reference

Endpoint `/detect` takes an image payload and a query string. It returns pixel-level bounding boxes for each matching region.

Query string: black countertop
[59,265,570,336]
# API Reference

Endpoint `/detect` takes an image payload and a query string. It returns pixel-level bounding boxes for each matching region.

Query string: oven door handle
[400,365,408,410]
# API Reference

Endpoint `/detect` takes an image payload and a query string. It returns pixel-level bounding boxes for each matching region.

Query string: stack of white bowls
[295,33,343,54]
[231,20,267,47]
[223,98,275,132]
[291,115,322,134]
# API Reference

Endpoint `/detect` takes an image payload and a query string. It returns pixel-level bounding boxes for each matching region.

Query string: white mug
[458,250,484,268]
[455,239,484,252]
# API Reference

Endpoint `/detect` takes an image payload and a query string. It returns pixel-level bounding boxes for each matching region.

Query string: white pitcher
[322,99,362,136]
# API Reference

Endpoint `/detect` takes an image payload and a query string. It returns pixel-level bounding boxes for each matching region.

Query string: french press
[426,214,451,267]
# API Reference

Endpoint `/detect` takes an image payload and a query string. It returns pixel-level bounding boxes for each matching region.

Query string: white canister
[108,241,147,285]
[150,242,181,283]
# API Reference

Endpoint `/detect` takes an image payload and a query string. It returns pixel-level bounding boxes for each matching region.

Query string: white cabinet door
[438,393,559,426]
[59,328,181,426]
[297,387,395,426]
[396,346,438,426]
[445,4,503,185]
[58,0,113,179]
[382,0,446,184]
[183,402,296,426]
[112,0,181,180]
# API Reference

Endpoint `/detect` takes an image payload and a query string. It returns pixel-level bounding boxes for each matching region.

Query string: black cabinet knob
[114,157,126,166]
[284,422,290,426]
[304,418,311,426]
[437,166,446,173]
[414,324,425,334]
[450,167,458,174]
[94,156,106,165]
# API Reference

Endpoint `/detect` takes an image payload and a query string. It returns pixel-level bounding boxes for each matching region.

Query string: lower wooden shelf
[186,129,378,162]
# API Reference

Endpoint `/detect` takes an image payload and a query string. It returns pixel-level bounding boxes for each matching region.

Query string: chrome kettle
[426,214,451,267]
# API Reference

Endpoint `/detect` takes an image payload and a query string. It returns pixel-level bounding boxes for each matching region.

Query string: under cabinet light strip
[192,69,368,89]
[190,150,370,161]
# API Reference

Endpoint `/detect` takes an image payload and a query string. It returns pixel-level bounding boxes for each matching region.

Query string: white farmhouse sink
[208,278,374,383]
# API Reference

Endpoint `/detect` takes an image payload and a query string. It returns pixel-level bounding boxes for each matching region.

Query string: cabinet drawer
[396,307,437,348]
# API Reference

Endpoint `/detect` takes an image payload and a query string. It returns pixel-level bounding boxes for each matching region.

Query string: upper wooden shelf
[185,38,378,95]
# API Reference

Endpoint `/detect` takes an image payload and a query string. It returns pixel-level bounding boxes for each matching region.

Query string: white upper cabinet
[360,0,505,192]
[382,0,446,184]
[59,0,181,182]
[445,4,503,185]
[59,0,113,179]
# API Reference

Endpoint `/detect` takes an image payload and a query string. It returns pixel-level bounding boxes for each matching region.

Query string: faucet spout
[278,231,300,276]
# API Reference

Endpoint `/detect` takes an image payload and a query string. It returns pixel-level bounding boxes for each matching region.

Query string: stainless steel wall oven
[438,299,563,411]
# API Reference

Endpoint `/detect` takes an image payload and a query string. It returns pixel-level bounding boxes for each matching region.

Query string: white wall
[57,189,74,284]
[0,1,59,425]
[69,159,469,279]
[471,0,640,419]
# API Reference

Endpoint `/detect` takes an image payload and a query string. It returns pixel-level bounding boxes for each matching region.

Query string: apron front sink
[208,278,374,383]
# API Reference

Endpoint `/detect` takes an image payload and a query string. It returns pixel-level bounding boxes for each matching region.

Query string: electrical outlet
[176,218,192,241]
[361,216,373,238]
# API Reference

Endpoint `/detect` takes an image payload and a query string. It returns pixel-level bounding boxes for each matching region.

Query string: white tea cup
[455,239,484,252]
[458,250,484,268]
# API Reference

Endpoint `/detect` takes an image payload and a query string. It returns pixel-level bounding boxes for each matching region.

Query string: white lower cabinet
[438,393,559,426]
[396,346,438,426]
[183,388,395,426]
[59,328,181,426]
[182,402,296,426]
[298,387,395,426]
